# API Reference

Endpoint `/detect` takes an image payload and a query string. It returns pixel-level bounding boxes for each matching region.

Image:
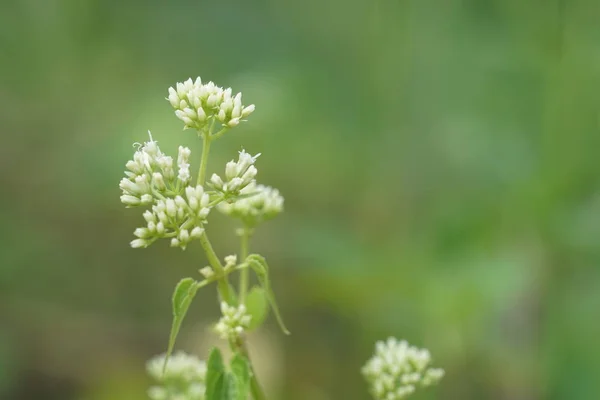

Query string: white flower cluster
[362,338,444,400]
[215,302,252,341]
[218,183,284,227]
[210,150,260,197]
[120,132,191,207]
[147,351,207,400]
[168,77,255,131]
[120,133,210,250]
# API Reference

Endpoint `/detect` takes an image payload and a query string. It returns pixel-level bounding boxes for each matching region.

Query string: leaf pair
[206,348,251,400]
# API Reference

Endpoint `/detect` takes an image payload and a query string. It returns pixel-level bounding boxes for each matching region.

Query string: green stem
[238,226,252,303]
[198,231,233,304]
[197,130,211,186]
[211,127,229,140]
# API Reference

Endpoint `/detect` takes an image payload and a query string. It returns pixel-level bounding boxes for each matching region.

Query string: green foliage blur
[2,0,600,399]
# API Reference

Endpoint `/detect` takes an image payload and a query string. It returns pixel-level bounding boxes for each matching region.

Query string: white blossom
[214,302,252,341]
[217,182,283,226]
[210,150,260,197]
[362,338,444,400]
[167,77,255,131]
[120,133,213,249]
[147,351,207,400]
[120,132,188,207]
[138,185,210,250]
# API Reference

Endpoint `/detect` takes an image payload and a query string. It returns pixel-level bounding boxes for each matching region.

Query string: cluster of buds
[210,150,259,197]
[168,77,255,131]
[214,302,252,341]
[131,185,211,250]
[199,255,237,280]
[147,351,207,400]
[218,183,284,227]
[362,338,444,400]
[120,133,191,207]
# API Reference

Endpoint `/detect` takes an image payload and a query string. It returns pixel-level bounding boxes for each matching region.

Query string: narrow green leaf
[206,348,227,400]
[230,353,251,400]
[164,278,199,372]
[247,255,290,335]
[225,373,239,400]
[245,286,269,330]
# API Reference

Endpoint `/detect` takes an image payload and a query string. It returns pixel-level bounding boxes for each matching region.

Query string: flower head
[120,133,211,250]
[215,302,252,341]
[218,183,283,227]
[209,150,260,197]
[168,77,255,131]
[147,351,207,400]
[119,131,187,207]
[362,338,444,400]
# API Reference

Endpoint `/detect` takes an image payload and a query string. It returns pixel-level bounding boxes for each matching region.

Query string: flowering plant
[119,77,443,399]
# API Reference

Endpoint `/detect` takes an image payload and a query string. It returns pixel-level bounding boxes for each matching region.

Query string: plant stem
[238,226,251,302]
[198,231,233,304]
[194,122,267,399]
[197,130,211,186]
[238,341,268,400]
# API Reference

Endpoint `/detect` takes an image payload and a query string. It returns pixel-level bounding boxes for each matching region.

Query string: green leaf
[247,255,290,335]
[206,348,227,400]
[164,278,199,372]
[229,353,251,400]
[245,286,269,330]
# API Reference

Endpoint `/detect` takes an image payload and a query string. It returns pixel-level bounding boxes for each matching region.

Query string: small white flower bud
[207,94,218,108]
[157,211,168,224]
[134,228,150,238]
[199,266,214,278]
[241,104,255,117]
[228,118,240,127]
[166,199,177,217]
[210,173,224,189]
[143,210,155,223]
[174,195,187,209]
[217,109,226,122]
[231,105,242,119]
[140,194,154,204]
[225,161,238,181]
[156,222,165,234]
[119,178,139,194]
[168,87,179,104]
[234,92,242,107]
[190,226,204,238]
[224,254,237,268]
[188,195,199,211]
[198,208,210,219]
[179,229,189,242]
[183,108,196,119]
[121,194,140,206]
[170,238,180,247]
[130,238,147,248]
[197,107,206,121]
[152,173,166,191]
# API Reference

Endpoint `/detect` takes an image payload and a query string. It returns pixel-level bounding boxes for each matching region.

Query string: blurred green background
[2,0,600,399]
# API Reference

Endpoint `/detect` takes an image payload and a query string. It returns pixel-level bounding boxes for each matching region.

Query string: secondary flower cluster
[209,150,260,197]
[120,134,211,250]
[120,132,191,207]
[218,183,284,227]
[168,77,255,131]
[215,302,252,341]
[362,338,444,400]
[147,351,207,400]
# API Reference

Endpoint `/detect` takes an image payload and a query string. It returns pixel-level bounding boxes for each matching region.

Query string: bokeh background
[2,0,600,399]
